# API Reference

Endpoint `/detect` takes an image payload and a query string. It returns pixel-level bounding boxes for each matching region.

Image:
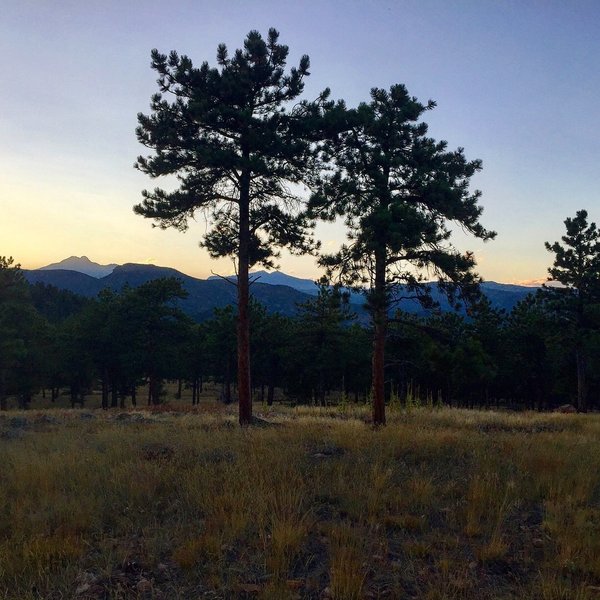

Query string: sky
[2,0,599,284]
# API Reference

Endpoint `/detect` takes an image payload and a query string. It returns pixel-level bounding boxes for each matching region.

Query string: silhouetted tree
[204,306,237,404]
[121,278,190,405]
[0,257,49,409]
[134,28,325,424]
[310,85,495,424]
[544,210,600,412]
[290,281,355,405]
[29,282,89,323]
[504,294,554,409]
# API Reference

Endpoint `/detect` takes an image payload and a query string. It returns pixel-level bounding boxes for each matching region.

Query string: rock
[532,538,544,548]
[80,412,96,420]
[74,571,99,596]
[555,404,577,414]
[311,445,344,459]
[136,578,152,592]
[75,583,91,595]
[468,561,478,570]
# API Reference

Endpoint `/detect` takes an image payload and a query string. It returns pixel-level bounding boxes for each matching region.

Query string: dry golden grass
[0,401,599,599]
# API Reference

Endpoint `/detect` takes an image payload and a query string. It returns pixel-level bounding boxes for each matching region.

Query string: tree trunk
[317,370,325,407]
[267,383,275,407]
[237,169,252,426]
[101,370,109,410]
[0,370,6,411]
[131,385,137,407]
[19,394,31,410]
[176,378,182,400]
[149,375,161,405]
[371,247,387,426]
[223,378,231,404]
[576,348,587,413]
[372,316,387,425]
[576,295,588,413]
[111,385,118,408]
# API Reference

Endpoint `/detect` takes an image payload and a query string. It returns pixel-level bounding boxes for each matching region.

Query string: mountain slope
[209,270,320,294]
[39,256,117,278]
[211,271,535,313]
[25,261,536,320]
[24,269,104,297]
[24,264,314,321]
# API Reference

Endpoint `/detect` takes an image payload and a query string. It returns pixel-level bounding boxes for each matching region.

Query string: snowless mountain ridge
[39,256,118,278]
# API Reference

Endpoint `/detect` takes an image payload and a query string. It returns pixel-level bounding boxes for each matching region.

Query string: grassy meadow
[1,396,600,599]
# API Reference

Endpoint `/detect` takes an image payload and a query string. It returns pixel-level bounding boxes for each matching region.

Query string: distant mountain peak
[38,256,118,279]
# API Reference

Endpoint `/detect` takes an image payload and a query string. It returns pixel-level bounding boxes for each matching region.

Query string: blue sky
[2,0,599,283]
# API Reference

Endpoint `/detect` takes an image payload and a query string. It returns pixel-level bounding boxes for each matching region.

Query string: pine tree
[310,85,495,425]
[544,210,600,412]
[134,29,324,424]
[0,257,47,410]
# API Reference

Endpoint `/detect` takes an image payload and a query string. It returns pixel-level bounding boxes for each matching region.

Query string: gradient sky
[2,0,599,284]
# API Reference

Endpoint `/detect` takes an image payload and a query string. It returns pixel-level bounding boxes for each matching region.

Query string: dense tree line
[1,206,599,413]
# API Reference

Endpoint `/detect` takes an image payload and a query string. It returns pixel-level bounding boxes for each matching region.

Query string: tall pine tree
[310,85,495,425]
[134,29,324,424]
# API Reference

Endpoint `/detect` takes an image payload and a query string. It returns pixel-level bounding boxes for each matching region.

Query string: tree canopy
[134,28,326,424]
[544,210,600,411]
[310,84,495,424]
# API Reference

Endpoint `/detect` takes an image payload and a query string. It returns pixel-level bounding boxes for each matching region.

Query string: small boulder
[136,578,152,593]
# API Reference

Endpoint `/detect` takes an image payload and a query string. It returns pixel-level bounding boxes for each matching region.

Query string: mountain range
[23,256,537,321]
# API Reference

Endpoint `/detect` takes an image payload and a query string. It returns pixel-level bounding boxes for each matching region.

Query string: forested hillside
[2,256,599,412]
